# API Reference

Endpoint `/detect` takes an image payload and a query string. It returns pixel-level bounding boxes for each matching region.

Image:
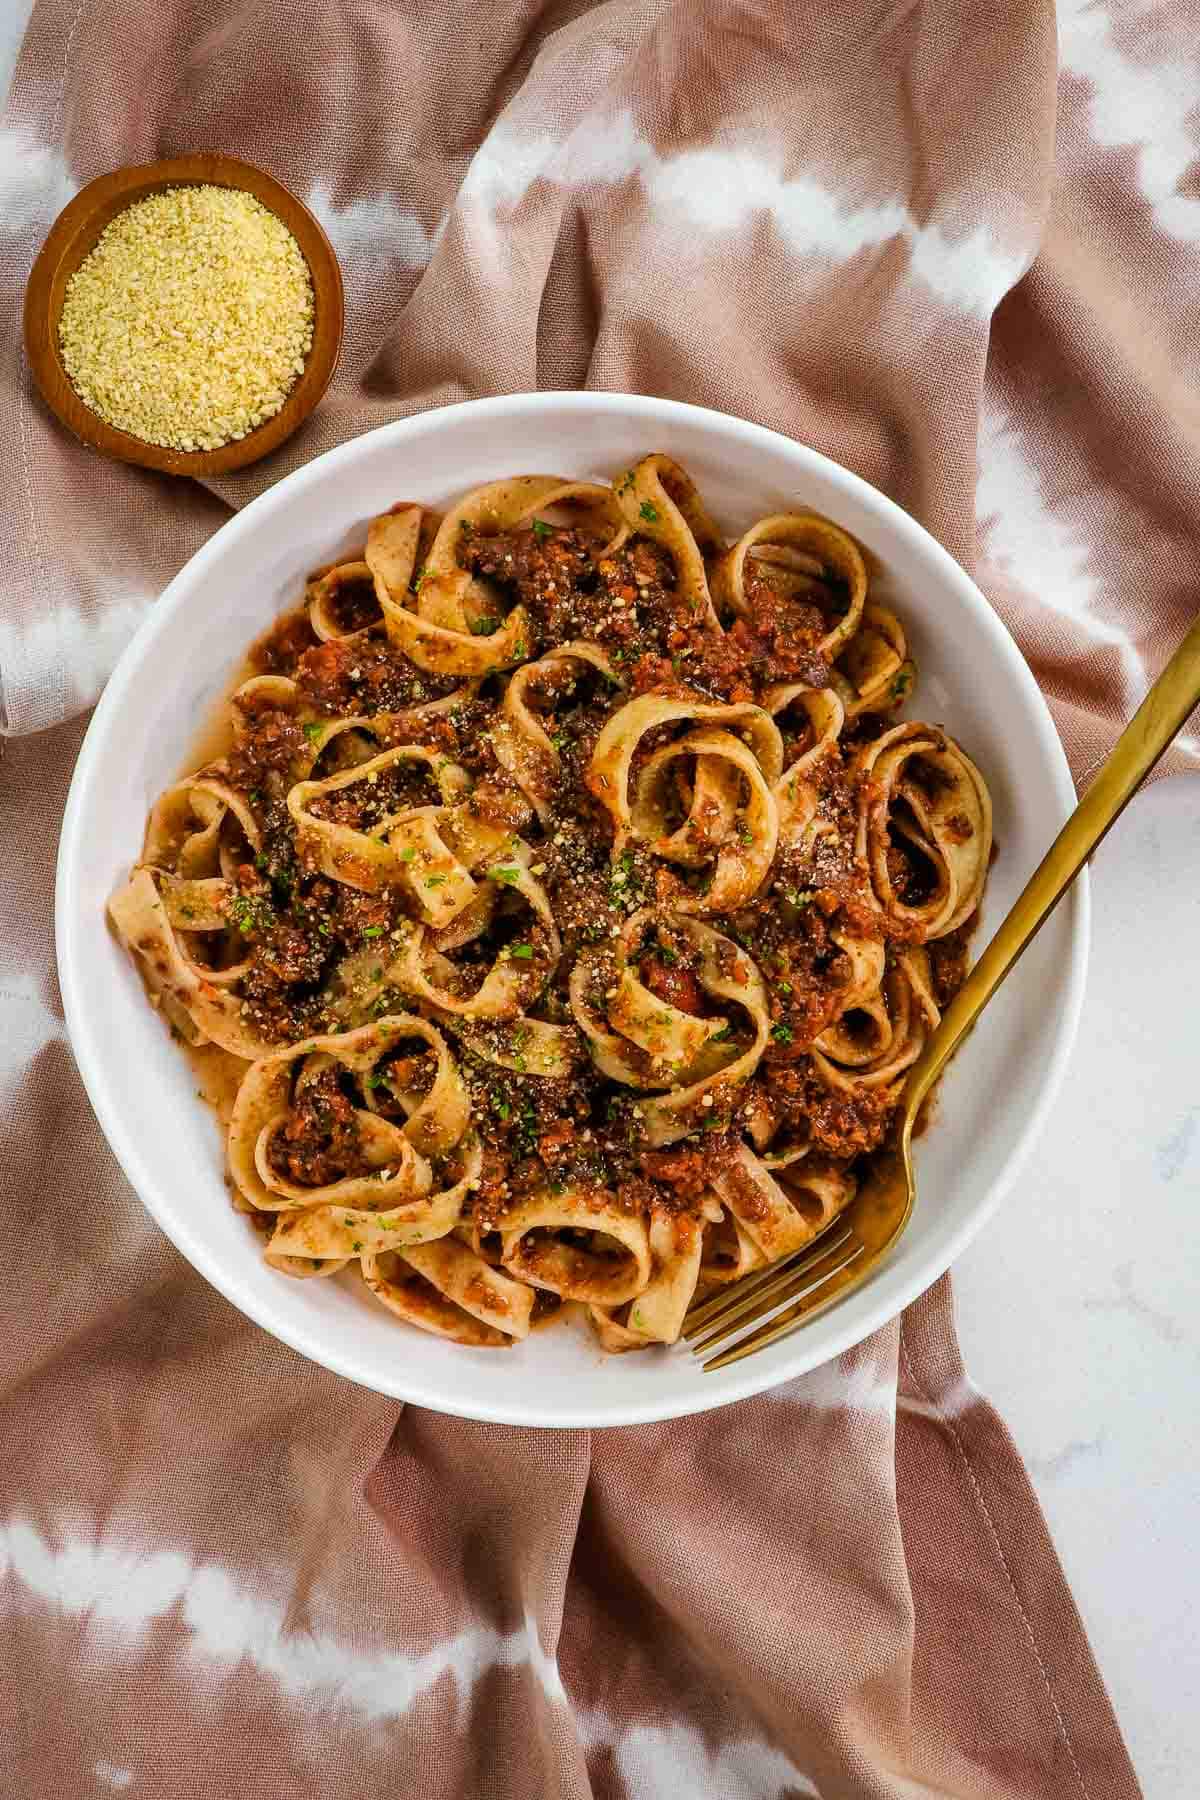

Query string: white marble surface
[956,774,1200,1799]
[3,6,1197,1788]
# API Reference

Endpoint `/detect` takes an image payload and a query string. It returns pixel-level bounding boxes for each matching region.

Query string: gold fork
[686,613,1200,1371]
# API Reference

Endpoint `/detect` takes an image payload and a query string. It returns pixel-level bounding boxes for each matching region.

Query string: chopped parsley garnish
[513,1097,539,1156]
[470,617,498,635]
[227,893,272,937]
[488,865,521,887]
[531,518,553,540]
[424,874,447,887]
[509,943,534,960]
[400,847,417,863]
[362,925,384,937]
[638,499,659,523]
[302,721,323,744]
[610,849,640,898]
[771,1022,794,1044]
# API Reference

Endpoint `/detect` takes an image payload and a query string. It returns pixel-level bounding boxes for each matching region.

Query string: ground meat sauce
[725,562,830,688]
[771,1067,895,1159]
[314,567,380,636]
[640,953,704,1016]
[267,1066,370,1188]
[226,699,304,792]
[177,499,983,1254]
[641,1135,737,1199]
[305,759,436,830]
[465,531,833,701]
[296,636,461,716]
[928,918,974,1008]
[253,609,317,673]
[753,904,854,1056]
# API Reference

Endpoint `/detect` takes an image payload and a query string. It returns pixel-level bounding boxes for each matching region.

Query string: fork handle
[904,612,1200,1118]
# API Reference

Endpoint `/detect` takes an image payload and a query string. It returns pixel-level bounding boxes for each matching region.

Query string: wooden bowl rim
[23,152,344,478]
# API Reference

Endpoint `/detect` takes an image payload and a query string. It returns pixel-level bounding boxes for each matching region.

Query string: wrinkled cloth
[4,0,1190,1792]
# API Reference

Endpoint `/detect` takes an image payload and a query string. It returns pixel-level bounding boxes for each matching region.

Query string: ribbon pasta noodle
[110,455,992,1354]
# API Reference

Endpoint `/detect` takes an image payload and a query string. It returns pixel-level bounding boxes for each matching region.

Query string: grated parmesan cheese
[58,183,314,452]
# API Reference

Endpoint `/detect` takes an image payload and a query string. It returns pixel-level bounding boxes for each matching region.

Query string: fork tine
[683,1222,850,1335]
[700,1241,866,1370]
[687,1232,858,1354]
[685,1227,853,1350]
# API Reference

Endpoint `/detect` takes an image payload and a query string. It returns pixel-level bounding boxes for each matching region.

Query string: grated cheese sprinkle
[58,183,315,452]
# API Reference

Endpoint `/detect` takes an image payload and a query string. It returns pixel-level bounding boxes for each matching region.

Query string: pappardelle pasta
[110,456,992,1352]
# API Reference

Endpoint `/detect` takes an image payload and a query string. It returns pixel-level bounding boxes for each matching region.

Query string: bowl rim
[24,152,344,478]
[55,391,1089,1426]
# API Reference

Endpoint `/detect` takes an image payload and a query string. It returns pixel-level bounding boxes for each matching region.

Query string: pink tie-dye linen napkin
[6,0,1189,1792]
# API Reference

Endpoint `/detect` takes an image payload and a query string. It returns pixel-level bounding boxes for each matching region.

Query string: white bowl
[56,393,1088,1427]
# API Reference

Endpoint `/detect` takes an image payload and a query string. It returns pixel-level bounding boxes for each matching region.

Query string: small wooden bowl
[24,153,344,478]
